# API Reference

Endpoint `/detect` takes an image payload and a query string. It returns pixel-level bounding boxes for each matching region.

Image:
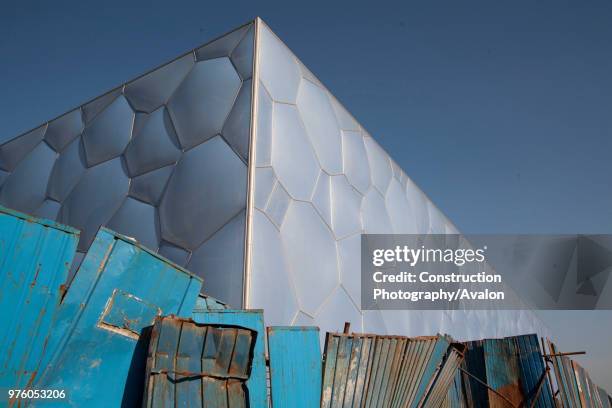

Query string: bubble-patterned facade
[0,22,254,307]
[0,18,547,340]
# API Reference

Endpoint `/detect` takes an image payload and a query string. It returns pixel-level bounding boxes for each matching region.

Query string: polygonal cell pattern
[0,19,547,339]
[167,57,241,150]
[279,201,338,316]
[159,135,247,250]
[124,107,181,176]
[249,20,547,340]
[0,23,255,305]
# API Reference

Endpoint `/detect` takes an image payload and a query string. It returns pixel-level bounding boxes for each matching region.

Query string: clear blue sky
[2,0,611,391]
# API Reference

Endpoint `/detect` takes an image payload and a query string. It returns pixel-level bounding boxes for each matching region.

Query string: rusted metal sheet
[267,326,322,408]
[192,309,267,408]
[511,334,554,408]
[320,333,464,408]
[142,316,255,408]
[464,335,556,408]
[32,228,202,407]
[482,338,524,408]
[0,206,79,397]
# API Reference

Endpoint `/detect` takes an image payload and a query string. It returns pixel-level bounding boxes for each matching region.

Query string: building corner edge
[242,17,262,309]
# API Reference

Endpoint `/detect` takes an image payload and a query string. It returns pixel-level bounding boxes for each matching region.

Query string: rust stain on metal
[493,384,523,408]
[96,289,162,340]
[143,316,255,407]
[29,265,41,288]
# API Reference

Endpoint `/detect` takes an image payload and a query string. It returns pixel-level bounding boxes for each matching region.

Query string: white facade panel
[248,20,548,339]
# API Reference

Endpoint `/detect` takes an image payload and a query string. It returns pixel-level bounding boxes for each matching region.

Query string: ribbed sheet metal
[32,228,202,407]
[143,316,255,408]
[482,338,523,408]
[463,340,489,408]
[548,341,584,408]
[320,333,464,408]
[441,370,468,408]
[548,340,611,408]
[464,335,555,408]
[512,334,554,408]
[422,344,466,408]
[321,334,375,407]
[267,326,322,408]
[0,206,79,397]
[192,309,267,408]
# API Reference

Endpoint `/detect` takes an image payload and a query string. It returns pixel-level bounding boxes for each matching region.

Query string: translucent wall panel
[0,18,548,337]
[0,23,255,307]
[248,20,548,339]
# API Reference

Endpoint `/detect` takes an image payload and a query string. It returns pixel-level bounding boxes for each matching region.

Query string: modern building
[0,18,546,340]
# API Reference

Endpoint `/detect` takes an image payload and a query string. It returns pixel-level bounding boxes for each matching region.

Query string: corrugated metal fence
[320,333,465,408]
[462,334,555,408]
[548,340,610,408]
[1,206,610,408]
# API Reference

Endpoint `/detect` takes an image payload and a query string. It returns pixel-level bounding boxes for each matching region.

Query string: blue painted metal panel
[0,206,79,395]
[512,334,554,408]
[466,336,556,408]
[143,316,255,408]
[393,336,438,408]
[193,294,230,311]
[464,335,557,408]
[482,338,524,408]
[365,336,398,407]
[32,228,202,407]
[267,326,322,408]
[463,340,489,408]
[193,309,267,408]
